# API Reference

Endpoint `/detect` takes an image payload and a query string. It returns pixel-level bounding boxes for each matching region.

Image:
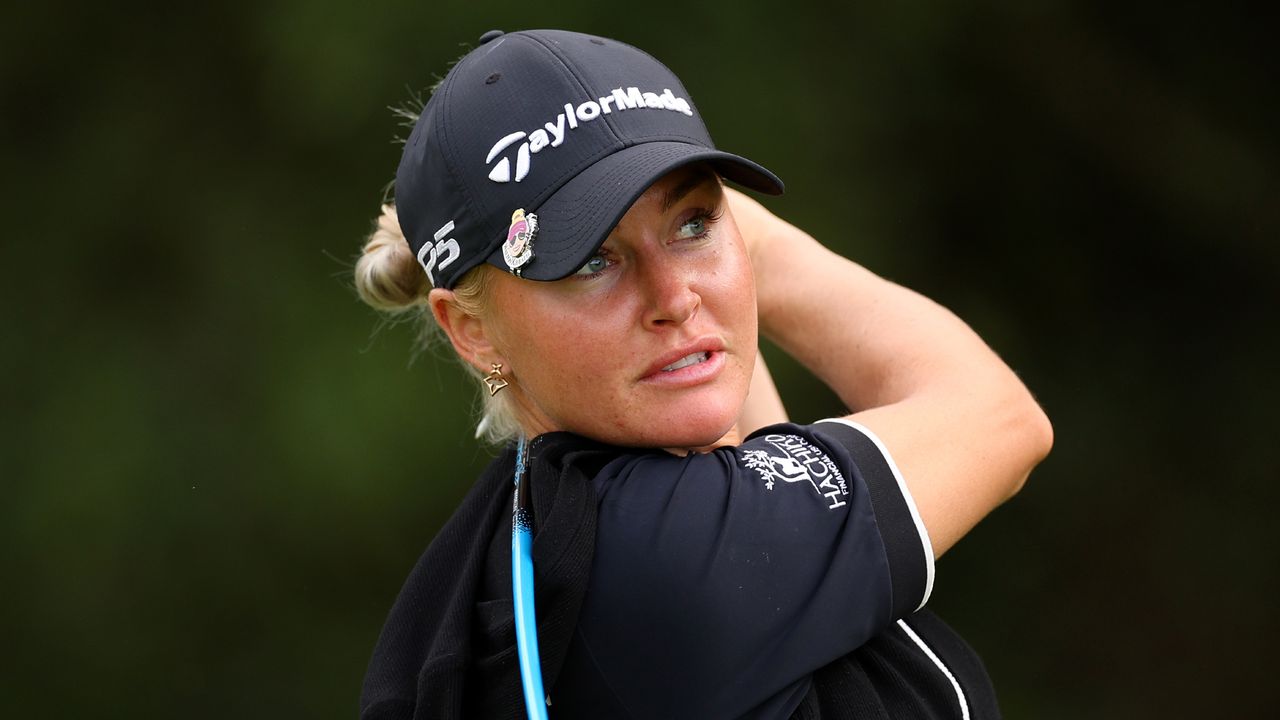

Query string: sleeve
[568,420,934,719]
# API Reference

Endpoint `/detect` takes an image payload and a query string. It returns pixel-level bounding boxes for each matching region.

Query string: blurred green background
[3,0,1276,717]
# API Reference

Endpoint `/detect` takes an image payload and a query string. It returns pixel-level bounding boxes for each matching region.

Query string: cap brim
[484,141,783,282]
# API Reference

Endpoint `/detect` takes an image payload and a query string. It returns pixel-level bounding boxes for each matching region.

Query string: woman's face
[482,166,757,449]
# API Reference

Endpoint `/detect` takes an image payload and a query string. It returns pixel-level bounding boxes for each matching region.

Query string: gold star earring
[483,363,509,396]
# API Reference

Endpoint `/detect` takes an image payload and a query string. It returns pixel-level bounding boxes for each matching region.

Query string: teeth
[662,351,709,372]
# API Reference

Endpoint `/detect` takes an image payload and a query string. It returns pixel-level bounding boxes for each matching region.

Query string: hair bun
[355,204,430,311]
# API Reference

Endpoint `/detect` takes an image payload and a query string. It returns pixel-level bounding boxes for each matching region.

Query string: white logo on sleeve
[484,86,694,183]
[742,435,850,510]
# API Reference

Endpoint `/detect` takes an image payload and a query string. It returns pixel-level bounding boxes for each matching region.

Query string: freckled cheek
[697,241,753,291]
[700,255,757,329]
[538,319,636,402]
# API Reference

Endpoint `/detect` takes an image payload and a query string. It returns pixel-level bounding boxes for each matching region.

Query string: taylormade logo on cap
[484,86,695,183]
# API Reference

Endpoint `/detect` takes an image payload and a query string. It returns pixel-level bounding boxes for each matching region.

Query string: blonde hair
[354,204,520,444]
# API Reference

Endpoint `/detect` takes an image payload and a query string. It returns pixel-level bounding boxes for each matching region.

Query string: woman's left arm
[727,187,1052,558]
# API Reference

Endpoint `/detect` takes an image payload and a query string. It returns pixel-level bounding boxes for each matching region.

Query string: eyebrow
[660,168,721,213]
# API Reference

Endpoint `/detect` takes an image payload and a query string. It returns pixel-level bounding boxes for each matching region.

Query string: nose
[640,258,700,330]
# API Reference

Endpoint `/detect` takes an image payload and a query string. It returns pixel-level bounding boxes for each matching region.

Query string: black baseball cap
[394,29,784,289]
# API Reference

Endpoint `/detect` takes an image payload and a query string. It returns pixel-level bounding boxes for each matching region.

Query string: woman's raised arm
[728,188,1053,558]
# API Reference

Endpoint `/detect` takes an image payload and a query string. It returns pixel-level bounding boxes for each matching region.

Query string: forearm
[757,242,987,415]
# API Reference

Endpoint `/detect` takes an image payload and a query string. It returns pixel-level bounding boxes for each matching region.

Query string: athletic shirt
[550,420,940,718]
[360,420,1000,720]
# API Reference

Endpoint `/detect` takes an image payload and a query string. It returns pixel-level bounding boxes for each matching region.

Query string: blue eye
[573,253,609,277]
[677,216,707,239]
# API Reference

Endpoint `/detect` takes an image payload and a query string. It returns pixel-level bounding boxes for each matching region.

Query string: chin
[642,405,739,450]
[564,386,747,449]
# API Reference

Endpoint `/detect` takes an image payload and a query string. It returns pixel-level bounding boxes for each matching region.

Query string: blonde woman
[356,29,1051,720]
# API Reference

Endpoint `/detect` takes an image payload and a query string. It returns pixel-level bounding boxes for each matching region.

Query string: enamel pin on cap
[503,209,537,275]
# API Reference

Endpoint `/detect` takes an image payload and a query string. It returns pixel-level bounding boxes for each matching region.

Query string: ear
[429,287,495,374]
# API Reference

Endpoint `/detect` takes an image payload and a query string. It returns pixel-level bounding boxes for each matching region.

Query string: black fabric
[552,423,925,718]
[787,611,1001,720]
[810,421,930,619]
[360,432,614,719]
[360,426,1000,719]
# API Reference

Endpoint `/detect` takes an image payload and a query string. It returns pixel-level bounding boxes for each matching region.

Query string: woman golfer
[355,29,1052,720]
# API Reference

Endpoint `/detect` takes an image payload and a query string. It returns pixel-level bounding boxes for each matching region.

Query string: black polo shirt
[551,419,936,718]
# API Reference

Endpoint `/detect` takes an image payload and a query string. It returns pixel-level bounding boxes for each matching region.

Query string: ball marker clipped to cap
[394,28,783,289]
[502,209,537,276]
